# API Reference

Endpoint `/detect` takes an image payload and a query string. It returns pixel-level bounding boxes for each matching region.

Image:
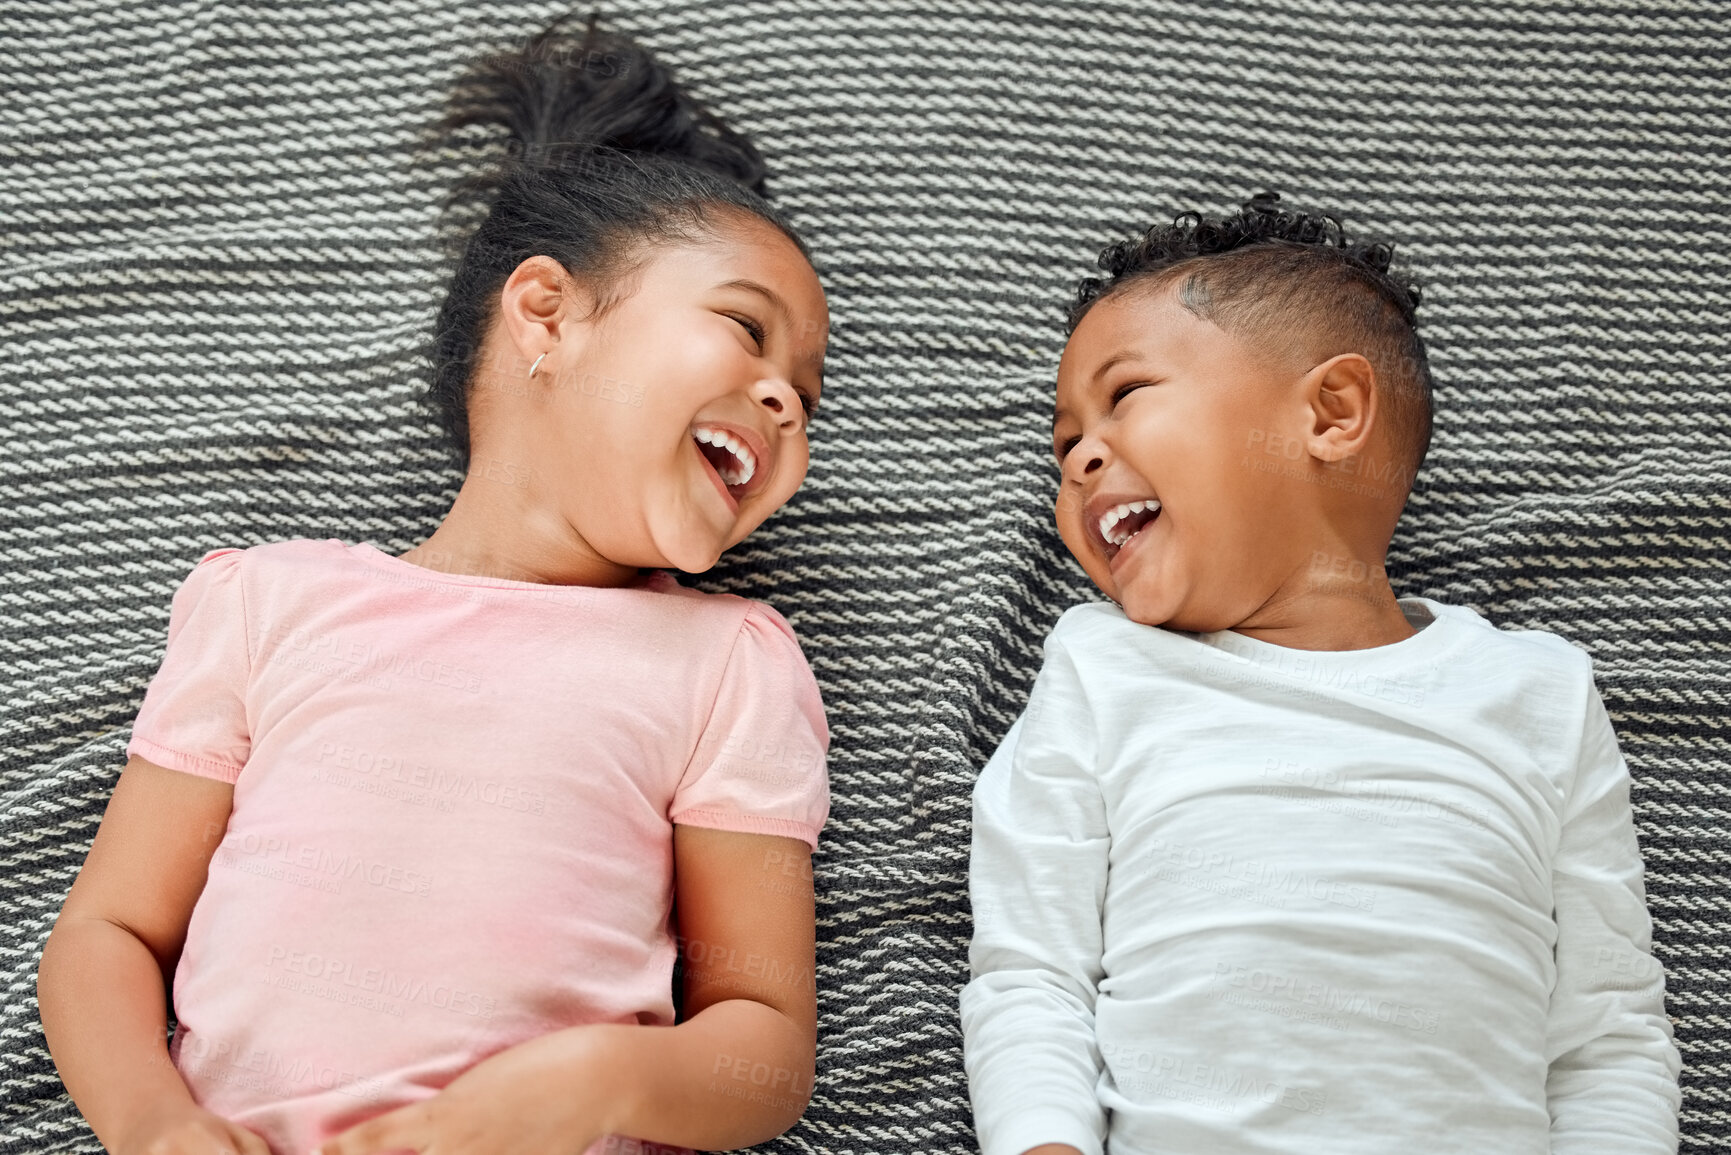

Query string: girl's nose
[750,376,806,431]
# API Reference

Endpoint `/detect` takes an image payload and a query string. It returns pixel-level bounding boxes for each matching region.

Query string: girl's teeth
[693,426,757,486]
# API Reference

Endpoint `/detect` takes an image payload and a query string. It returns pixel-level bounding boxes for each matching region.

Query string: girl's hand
[117,1101,272,1155]
[312,1027,614,1155]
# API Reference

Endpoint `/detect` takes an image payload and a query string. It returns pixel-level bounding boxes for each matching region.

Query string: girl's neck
[400,477,647,589]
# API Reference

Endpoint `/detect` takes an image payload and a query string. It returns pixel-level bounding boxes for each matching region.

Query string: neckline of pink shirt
[350,540,678,595]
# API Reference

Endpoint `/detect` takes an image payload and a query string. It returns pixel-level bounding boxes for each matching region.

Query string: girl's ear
[1301,352,1378,464]
[498,254,603,369]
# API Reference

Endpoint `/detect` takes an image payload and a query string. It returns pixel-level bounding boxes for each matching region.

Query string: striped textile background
[2,0,1727,1150]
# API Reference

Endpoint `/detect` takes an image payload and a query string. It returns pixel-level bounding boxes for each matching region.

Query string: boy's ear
[1301,352,1378,464]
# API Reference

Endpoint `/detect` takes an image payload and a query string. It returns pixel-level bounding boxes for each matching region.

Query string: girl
[36,11,831,1155]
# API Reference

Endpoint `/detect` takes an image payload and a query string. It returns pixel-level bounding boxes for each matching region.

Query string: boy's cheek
[1054,505,1103,581]
[1052,496,1082,556]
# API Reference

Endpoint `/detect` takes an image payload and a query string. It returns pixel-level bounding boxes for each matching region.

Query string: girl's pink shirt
[124,539,830,1155]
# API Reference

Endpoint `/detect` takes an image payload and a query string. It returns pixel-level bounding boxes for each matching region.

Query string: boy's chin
[1101,571,1180,628]
[1117,594,1178,628]
[1105,573,1230,633]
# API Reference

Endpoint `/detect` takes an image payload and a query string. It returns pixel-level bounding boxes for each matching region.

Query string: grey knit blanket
[3,1,1726,1151]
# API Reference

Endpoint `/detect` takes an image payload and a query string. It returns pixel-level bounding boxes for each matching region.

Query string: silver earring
[528,352,548,378]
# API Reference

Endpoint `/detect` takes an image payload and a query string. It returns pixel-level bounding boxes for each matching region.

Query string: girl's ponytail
[440,10,770,201]
[417,9,803,472]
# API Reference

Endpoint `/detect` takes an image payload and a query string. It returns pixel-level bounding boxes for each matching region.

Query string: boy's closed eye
[1053,379,1161,463]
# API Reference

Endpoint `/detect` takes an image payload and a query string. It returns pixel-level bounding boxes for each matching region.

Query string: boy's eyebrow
[1051,350,1142,430]
[1090,350,1141,383]
[717,277,826,394]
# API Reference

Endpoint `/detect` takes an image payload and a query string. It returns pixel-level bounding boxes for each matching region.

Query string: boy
[958,192,1681,1154]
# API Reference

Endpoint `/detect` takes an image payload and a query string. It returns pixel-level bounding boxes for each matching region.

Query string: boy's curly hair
[1068,192,1435,483]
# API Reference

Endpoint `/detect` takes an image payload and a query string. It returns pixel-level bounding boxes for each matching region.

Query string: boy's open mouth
[1098,499,1161,562]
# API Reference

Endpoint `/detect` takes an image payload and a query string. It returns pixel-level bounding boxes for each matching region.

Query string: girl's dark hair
[415,10,807,472]
[1068,192,1435,482]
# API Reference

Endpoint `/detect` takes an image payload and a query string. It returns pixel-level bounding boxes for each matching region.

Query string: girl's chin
[651,525,732,574]
[656,544,723,574]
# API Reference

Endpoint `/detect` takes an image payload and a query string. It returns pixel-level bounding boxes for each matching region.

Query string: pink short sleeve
[125,548,252,782]
[671,602,830,851]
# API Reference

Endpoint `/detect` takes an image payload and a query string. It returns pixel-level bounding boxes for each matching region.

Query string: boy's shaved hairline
[1097,246,1433,484]
[1067,196,1435,491]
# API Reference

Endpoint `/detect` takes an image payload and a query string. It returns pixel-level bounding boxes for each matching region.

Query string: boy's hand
[116,1101,271,1155]
[312,1027,614,1155]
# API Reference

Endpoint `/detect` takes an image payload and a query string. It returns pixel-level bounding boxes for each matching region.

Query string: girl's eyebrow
[717,278,792,327]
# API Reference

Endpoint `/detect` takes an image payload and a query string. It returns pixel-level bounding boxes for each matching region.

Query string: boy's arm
[1545,669,1682,1153]
[960,630,1110,1155]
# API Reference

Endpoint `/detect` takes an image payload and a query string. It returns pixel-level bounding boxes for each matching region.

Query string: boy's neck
[1227,581,1420,653]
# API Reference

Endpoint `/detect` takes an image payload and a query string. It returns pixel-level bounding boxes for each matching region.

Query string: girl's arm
[588,823,820,1145]
[37,755,266,1155]
[318,824,819,1155]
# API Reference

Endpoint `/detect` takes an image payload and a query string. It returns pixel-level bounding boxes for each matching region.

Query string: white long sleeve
[960,633,1109,1155]
[1545,668,1682,1152]
[958,596,1683,1154]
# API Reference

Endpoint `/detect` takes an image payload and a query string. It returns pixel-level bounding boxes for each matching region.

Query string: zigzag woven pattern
[2,1,1727,1150]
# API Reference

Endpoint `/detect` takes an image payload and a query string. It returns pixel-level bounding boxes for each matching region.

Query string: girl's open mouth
[690,424,765,512]
[693,426,756,489]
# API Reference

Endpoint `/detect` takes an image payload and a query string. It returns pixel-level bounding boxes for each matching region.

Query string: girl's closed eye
[726,312,817,418]
[727,312,767,349]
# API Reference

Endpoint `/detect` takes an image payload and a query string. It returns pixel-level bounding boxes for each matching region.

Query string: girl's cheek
[673,325,750,393]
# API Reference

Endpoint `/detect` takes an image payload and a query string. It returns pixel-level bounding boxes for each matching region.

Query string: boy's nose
[1067,437,1107,476]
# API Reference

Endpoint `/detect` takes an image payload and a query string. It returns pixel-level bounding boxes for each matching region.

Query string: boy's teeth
[692,426,756,486]
[1098,499,1161,547]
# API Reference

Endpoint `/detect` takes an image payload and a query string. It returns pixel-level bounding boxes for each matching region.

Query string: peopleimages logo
[170,1035,389,1103]
[1100,1040,1328,1116]
[1141,834,1378,914]
[313,741,547,815]
[696,731,823,786]
[216,832,433,897]
[263,945,496,1019]
[1192,637,1429,708]
[1257,757,1496,834]
[1210,962,1442,1035]
[253,621,484,695]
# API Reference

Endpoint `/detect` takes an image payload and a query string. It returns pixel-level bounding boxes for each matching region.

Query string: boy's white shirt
[959,597,1681,1155]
